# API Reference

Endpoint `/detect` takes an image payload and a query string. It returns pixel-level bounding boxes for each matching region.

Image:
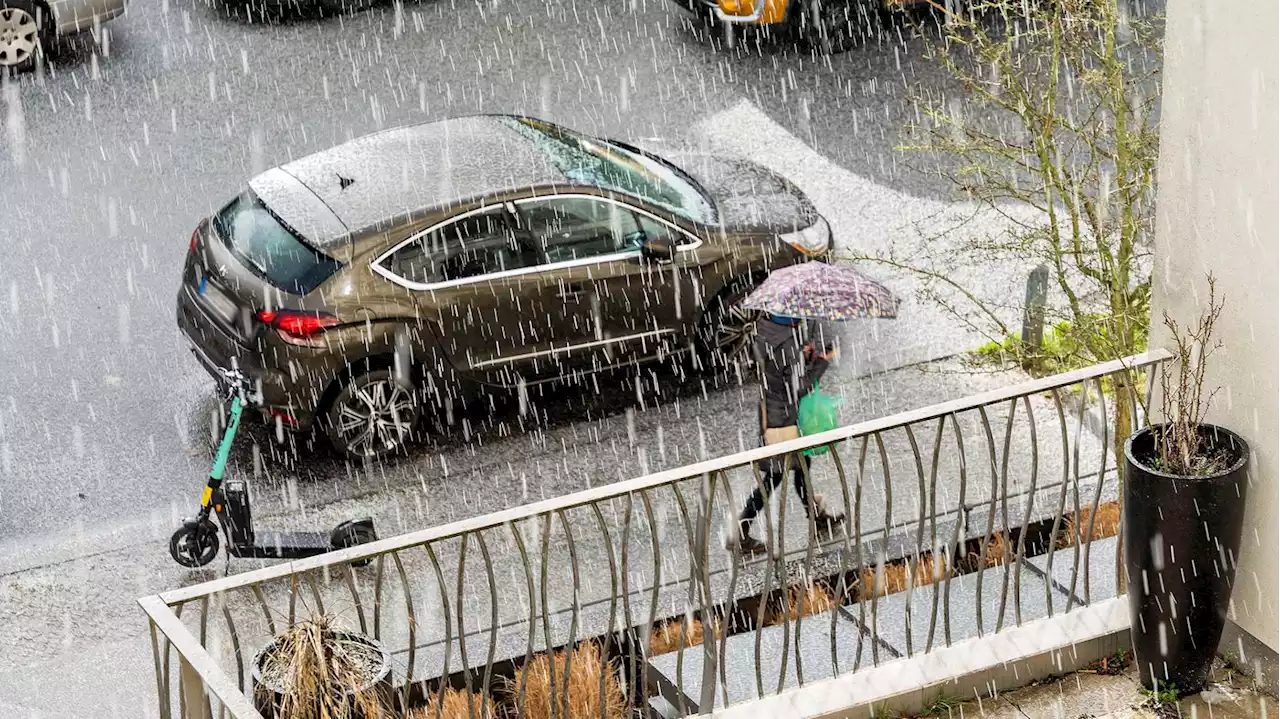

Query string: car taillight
[256,310,339,339]
[189,229,199,254]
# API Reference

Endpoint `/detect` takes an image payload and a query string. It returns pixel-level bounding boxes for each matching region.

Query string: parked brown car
[177,115,831,459]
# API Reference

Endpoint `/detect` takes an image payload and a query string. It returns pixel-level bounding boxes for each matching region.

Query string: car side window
[518,198,646,265]
[635,214,683,246]
[383,210,533,284]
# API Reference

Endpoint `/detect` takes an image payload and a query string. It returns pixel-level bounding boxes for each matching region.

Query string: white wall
[1150,0,1279,655]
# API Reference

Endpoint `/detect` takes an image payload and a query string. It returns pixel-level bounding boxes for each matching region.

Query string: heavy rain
[0,0,1276,717]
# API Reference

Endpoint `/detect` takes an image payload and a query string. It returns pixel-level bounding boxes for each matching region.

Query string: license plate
[198,280,240,326]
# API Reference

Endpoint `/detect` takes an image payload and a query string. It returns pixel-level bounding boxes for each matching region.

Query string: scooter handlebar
[217,367,260,404]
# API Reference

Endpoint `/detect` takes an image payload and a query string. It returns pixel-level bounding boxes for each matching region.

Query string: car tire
[695,277,762,379]
[0,0,46,74]
[795,0,883,55]
[322,368,421,461]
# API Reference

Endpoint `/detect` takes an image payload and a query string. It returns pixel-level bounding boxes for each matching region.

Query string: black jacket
[754,319,831,430]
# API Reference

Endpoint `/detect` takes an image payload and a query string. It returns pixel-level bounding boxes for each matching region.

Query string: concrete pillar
[1149,0,1279,689]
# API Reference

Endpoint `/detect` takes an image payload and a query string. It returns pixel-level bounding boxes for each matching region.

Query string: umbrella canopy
[744,262,900,321]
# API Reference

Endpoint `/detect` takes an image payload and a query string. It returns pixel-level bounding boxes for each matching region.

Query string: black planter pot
[1123,424,1250,695]
[251,629,395,718]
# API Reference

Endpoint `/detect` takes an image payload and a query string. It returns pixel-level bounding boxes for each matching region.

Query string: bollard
[1020,264,1049,368]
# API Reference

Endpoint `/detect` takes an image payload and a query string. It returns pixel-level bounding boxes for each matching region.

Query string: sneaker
[811,494,846,532]
[726,534,768,555]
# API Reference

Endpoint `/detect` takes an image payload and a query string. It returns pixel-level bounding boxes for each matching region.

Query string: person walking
[728,313,846,555]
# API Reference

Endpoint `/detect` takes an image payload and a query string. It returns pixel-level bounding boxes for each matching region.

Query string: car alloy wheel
[0,3,39,70]
[698,280,760,376]
[327,369,420,459]
[715,301,759,370]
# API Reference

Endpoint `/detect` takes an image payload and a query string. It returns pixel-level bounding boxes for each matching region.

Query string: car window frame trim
[468,328,677,370]
[370,193,704,291]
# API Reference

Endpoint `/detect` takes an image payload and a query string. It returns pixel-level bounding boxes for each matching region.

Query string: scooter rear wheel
[170,524,220,567]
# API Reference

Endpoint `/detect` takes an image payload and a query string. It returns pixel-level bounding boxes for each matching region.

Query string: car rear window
[213,191,341,295]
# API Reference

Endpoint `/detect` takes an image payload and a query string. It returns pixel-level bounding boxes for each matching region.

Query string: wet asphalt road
[0,0,959,555]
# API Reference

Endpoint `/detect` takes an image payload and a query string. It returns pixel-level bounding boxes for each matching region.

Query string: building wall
[1150,0,1279,659]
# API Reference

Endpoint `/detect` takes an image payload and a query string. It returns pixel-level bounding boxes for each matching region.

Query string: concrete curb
[712,598,1130,719]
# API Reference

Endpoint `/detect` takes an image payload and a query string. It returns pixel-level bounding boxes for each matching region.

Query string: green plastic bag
[797,386,842,456]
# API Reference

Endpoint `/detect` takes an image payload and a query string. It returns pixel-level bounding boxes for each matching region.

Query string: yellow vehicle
[674,0,899,51]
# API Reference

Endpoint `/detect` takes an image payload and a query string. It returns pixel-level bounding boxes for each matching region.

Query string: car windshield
[499,117,718,225]
[213,191,342,295]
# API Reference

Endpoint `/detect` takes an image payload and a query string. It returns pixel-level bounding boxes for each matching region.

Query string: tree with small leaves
[843,0,1162,474]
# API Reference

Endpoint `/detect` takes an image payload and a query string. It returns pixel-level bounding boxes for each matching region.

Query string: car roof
[268,115,570,249]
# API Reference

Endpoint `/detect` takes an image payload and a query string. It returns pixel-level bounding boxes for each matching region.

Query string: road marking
[692,99,1045,375]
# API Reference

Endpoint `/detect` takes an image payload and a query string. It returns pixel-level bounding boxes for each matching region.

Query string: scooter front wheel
[170,524,220,567]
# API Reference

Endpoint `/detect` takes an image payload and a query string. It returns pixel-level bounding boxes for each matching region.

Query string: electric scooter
[169,367,377,568]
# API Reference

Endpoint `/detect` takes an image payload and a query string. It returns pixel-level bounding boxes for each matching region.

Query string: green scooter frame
[169,371,376,568]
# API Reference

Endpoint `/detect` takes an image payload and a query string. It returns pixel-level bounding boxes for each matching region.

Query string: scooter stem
[210,396,244,483]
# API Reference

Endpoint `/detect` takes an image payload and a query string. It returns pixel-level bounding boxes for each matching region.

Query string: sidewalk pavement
[937,655,1277,719]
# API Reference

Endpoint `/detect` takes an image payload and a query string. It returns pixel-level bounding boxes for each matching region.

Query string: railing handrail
[138,595,266,719]
[149,348,1166,607]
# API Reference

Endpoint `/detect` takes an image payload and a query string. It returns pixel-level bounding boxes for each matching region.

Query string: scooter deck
[230,530,335,560]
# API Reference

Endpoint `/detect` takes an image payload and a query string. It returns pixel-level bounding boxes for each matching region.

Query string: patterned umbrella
[743,262,900,321]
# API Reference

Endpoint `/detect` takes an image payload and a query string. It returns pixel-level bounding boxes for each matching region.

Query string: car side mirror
[640,235,677,264]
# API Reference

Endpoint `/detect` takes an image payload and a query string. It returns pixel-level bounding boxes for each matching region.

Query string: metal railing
[140,350,1169,719]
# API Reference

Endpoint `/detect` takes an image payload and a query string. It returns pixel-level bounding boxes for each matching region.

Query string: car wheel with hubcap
[0,0,43,73]
[697,279,761,378]
[323,369,421,461]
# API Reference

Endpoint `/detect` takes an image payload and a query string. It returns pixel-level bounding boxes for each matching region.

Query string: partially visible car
[677,0,900,53]
[177,115,831,460]
[0,0,126,72]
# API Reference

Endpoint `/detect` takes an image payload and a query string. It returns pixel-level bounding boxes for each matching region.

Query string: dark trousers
[738,455,814,539]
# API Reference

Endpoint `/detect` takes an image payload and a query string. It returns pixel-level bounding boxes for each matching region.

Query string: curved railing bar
[1012,395,1038,626]
[1081,376,1110,606]
[638,490,663,716]
[973,406,999,638]
[668,481,698,711]
[588,501,621,719]
[556,509,583,719]
[871,432,894,666]
[828,442,856,674]
[508,519,537,719]
[994,399,1017,633]
[852,436,868,671]
[423,541,453,719]
[903,424,927,659]
[1065,380,1089,612]
[924,418,944,654]
[942,412,968,647]
[1043,388,1072,617]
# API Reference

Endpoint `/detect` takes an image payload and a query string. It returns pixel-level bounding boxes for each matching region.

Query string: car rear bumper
[673,0,797,25]
[176,286,318,429]
[50,0,128,36]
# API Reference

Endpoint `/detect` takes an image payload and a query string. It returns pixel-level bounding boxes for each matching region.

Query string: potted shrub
[407,688,497,718]
[1123,277,1249,695]
[253,615,394,719]
[513,641,627,719]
